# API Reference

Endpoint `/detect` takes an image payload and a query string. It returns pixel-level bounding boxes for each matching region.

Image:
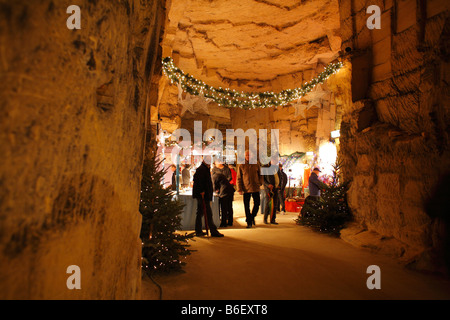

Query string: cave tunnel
[0,0,449,304]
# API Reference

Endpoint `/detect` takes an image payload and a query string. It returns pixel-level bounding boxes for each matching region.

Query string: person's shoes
[211,231,224,237]
[220,223,227,227]
[195,231,207,237]
[264,219,268,224]
[271,221,278,225]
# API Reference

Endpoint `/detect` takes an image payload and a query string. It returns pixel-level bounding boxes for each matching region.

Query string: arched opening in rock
[149,0,450,280]
[1,0,449,300]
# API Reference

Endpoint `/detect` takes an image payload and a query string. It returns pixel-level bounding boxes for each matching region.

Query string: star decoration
[194,93,210,114]
[178,81,197,116]
[305,84,329,109]
[292,100,307,118]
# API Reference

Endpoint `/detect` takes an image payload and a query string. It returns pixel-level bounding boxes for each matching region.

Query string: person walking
[236,150,263,228]
[192,156,224,237]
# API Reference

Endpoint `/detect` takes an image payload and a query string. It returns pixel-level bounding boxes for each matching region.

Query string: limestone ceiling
[162,0,342,92]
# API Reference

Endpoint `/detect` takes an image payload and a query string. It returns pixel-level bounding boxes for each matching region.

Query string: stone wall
[230,103,319,156]
[337,0,450,273]
[0,0,166,299]
[156,0,342,154]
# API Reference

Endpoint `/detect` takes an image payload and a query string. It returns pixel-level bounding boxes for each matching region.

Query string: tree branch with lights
[296,159,352,236]
[140,155,194,275]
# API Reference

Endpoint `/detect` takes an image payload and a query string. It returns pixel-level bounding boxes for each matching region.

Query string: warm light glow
[318,141,337,176]
[162,57,344,109]
[331,130,340,138]
[306,151,314,156]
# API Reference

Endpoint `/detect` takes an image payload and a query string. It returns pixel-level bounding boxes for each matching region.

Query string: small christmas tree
[296,159,352,236]
[139,155,193,275]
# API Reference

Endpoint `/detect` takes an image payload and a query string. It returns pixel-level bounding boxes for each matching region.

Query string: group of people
[173,150,327,238]
[169,163,191,190]
[190,150,291,237]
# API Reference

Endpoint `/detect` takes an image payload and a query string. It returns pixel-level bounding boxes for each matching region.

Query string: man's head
[245,150,250,162]
[170,164,176,172]
[313,167,321,175]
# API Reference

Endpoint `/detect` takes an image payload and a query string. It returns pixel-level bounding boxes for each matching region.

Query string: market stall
[177,190,221,230]
[156,136,222,231]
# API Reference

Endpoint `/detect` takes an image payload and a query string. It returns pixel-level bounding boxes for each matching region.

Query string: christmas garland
[162,56,343,110]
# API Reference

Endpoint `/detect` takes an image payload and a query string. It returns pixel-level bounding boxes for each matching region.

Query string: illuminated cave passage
[0,0,449,300]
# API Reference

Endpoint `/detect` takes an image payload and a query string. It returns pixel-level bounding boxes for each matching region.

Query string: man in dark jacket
[169,164,177,191]
[212,170,235,227]
[301,167,328,218]
[236,150,263,228]
[277,163,288,214]
[263,159,281,225]
[212,158,235,227]
[308,167,327,197]
[192,156,224,237]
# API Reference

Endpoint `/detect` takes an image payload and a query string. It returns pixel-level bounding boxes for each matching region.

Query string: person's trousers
[243,192,260,225]
[277,188,286,212]
[219,194,234,225]
[264,188,279,222]
[196,198,217,234]
[260,189,266,215]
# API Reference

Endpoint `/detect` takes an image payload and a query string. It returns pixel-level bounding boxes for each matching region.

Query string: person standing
[236,150,263,228]
[169,164,177,191]
[212,157,234,227]
[192,156,224,237]
[212,163,235,227]
[277,163,288,214]
[263,159,280,224]
[212,158,232,182]
[308,167,327,198]
[300,167,328,218]
[181,164,190,188]
[228,164,237,188]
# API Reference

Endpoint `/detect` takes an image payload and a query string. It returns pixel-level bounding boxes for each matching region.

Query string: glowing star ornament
[194,93,210,114]
[305,84,329,110]
[178,82,197,116]
[179,94,198,116]
[292,100,307,118]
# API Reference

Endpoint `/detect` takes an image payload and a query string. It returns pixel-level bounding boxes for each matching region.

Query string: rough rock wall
[157,0,342,150]
[161,0,341,92]
[0,0,166,299]
[337,0,450,273]
[230,94,321,156]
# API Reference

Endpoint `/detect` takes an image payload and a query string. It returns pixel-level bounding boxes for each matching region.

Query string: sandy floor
[141,195,450,300]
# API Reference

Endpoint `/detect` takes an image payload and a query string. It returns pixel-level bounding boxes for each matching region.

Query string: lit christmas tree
[296,159,352,236]
[139,155,193,275]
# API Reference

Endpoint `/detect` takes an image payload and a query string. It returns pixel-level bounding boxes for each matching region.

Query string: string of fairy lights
[161,56,344,109]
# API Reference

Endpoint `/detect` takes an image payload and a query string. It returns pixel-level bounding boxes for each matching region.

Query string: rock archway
[0,0,449,300]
